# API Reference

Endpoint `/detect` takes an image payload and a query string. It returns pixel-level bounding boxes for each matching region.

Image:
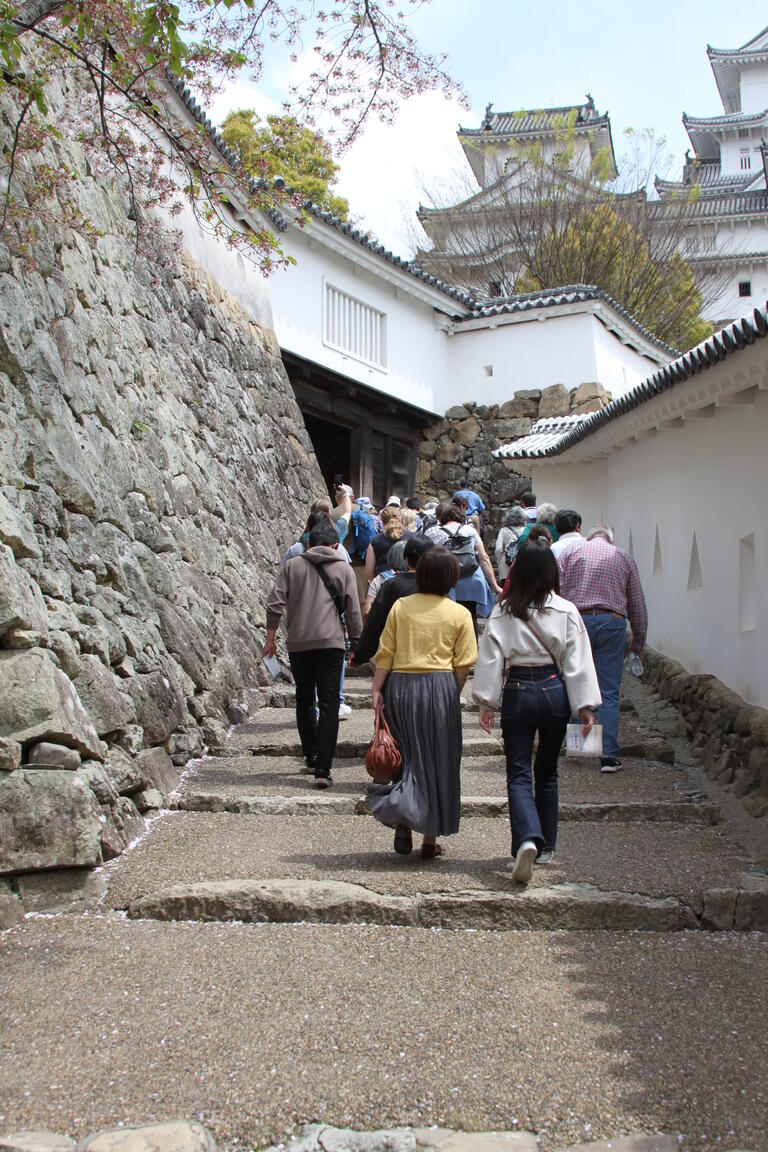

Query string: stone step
[173,791,721,826]
[3,918,766,1150]
[181,752,697,805]
[127,876,687,930]
[222,709,675,762]
[103,811,752,915]
[124,875,768,933]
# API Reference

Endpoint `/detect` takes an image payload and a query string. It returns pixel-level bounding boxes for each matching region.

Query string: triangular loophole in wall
[652,525,663,575]
[687,531,703,590]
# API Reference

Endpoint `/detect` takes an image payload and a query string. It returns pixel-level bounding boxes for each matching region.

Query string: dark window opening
[739,280,752,298]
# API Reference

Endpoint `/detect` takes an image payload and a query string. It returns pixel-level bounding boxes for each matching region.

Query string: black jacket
[353,572,419,664]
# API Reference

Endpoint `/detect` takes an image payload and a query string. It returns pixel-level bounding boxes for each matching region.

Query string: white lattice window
[740,149,751,170]
[324,283,387,369]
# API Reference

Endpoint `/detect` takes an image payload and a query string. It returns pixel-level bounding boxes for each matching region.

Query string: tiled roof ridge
[460,110,610,137]
[460,283,677,357]
[655,168,756,194]
[650,190,768,218]
[164,71,474,307]
[683,108,768,126]
[708,25,768,56]
[496,304,768,459]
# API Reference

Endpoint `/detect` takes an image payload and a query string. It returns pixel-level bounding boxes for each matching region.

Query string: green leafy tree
[222,111,349,219]
[516,204,712,351]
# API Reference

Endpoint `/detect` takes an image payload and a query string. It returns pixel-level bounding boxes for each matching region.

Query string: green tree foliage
[221,111,349,219]
[516,204,712,351]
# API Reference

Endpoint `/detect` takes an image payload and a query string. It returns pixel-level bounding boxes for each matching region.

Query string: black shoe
[600,757,622,773]
[314,772,332,789]
[394,824,413,855]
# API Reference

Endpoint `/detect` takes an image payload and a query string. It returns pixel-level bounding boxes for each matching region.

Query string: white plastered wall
[268,222,451,415]
[528,389,768,706]
[445,311,660,408]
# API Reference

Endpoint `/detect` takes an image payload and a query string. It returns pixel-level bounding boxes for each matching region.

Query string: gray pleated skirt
[368,670,463,838]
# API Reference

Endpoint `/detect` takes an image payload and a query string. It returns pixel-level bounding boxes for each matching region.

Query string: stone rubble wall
[0,67,323,904]
[415,382,610,548]
[643,650,768,820]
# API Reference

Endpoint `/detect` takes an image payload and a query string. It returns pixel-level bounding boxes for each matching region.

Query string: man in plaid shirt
[558,525,647,771]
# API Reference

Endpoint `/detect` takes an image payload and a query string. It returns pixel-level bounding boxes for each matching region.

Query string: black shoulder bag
[304,558,350,654]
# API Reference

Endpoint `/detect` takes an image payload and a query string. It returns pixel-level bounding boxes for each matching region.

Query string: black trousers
[457,599,478,641]
[288,648,345,775]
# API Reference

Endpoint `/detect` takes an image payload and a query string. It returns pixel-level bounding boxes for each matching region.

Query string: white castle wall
[527,381,768,707]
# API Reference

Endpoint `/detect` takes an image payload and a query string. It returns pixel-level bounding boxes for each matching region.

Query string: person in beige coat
[473,540,601,882]
[264,523,362,788]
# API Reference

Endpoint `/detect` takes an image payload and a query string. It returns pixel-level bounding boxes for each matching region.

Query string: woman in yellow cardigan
[369,548,478,859]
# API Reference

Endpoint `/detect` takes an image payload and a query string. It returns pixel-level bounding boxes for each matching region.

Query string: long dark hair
[501,540,559,620]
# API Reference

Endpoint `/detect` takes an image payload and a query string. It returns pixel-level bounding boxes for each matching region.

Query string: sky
[207,1,763,257]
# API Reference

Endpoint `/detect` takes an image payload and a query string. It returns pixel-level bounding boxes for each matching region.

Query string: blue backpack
[347,508,377,560]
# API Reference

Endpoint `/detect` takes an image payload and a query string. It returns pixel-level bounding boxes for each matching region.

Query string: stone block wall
[415,382,610,548]
[644,650,768,819]
[0,67,323,916]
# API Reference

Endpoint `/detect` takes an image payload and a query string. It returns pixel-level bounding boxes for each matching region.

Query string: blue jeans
[582,612,627,758]
[500,665,569,855]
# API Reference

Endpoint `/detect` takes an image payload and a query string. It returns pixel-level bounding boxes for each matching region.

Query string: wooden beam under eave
[682,404,716,419]
[717,386,758,407]
[658,417,684,430]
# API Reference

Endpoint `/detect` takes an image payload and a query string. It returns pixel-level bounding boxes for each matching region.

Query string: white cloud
[333,90,478,257]
[206,49,477,258]
[207,79,280,125]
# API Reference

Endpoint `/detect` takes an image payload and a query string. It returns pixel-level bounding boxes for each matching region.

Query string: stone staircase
[101,679,766,935]
[2,674,767,1151]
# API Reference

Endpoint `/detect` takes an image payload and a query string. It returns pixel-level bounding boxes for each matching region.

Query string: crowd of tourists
[264,482,647,883]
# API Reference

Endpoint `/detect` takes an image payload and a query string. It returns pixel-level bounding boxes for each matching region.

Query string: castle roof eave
[707,26,768,112]
[454,283,675,361]
[458,105,617,182]
[494,305,768,461]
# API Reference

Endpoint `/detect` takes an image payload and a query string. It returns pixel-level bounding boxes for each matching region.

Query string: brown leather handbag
[365,706,402,783]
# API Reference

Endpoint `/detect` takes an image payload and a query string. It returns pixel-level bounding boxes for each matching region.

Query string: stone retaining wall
[644,650,768,819]
[415,382,610,546]
[0,65,322,914]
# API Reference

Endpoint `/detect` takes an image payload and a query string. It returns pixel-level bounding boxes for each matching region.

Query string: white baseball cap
[386,495,401,507]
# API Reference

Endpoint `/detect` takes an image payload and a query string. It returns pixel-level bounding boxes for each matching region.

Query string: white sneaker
[511,839,537,883]
[338,702,352,719]
[536,850,555,865]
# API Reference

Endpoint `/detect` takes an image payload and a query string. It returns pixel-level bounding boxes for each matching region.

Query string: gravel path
[3,676,766,1152]
[1,919,766,1152]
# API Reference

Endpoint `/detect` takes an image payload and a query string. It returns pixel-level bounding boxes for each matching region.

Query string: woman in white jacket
[473,540,601,882]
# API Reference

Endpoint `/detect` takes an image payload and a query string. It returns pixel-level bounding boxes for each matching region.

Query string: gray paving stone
[77,1124,215,1152]
[174,790,719,827]
[0,1134,76,1152]
[127,877,683,932]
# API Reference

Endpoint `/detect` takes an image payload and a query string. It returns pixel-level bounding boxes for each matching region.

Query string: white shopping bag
[262,653,281,679]
[565,723,603,758]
